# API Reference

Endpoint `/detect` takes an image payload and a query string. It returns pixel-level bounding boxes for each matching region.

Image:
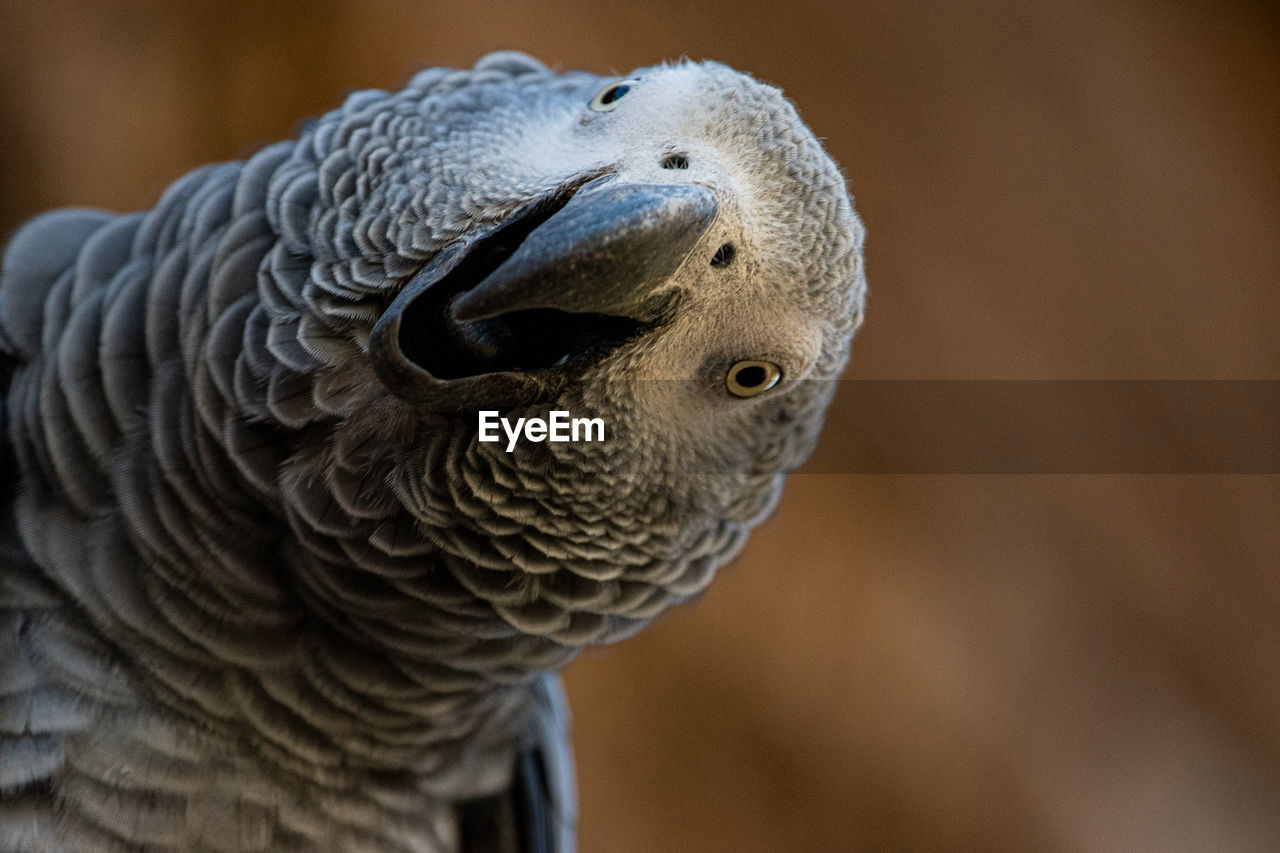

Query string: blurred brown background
[2,1,1277,850]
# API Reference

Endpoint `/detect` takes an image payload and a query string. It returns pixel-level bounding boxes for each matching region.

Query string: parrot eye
[726,361,782,398]
[589,79,636,112]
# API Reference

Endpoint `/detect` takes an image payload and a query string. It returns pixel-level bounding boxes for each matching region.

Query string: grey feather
[0,51,864,851]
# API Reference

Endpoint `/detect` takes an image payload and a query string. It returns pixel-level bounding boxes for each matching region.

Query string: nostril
[710,243,735,268]
[660,153,690,170]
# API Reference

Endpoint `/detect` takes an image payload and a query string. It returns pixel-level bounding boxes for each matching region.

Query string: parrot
[0,50,865,852]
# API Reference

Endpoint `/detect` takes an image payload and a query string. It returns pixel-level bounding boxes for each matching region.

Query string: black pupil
[735,365,767,388]
[602,83,630,104]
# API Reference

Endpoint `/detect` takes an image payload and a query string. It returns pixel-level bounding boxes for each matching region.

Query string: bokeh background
[2,1,1277,849]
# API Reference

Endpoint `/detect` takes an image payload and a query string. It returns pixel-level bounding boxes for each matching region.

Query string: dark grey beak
[370,176,718,409]
[450,179,718,322]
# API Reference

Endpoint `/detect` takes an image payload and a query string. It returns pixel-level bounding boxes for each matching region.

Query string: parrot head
[283,52,865,639]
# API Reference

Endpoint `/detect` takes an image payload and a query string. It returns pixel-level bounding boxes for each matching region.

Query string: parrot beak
[370,176,718,409]
[449,178,718,323]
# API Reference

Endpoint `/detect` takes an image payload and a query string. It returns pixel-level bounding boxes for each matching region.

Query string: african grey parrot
[0,51,865,851]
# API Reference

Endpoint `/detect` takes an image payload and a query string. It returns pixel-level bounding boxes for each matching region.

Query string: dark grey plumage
[0,51,865,852]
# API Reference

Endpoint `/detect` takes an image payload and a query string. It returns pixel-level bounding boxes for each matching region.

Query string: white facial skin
[551,65,858,472]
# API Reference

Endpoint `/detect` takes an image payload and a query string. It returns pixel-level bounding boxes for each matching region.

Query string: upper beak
[370,176,719,409]
[450,177,718,323]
